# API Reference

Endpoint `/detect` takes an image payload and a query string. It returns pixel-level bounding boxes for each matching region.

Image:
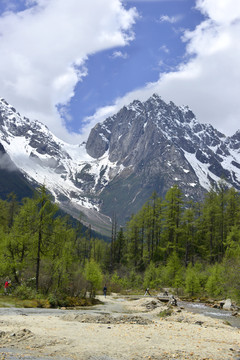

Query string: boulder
[157,296,170,303]
[223,298,232,310]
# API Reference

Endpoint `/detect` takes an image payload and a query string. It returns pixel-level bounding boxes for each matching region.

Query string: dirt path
[0,295,240,360]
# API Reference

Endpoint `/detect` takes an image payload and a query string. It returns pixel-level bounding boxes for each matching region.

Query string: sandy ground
[0,295,240,360]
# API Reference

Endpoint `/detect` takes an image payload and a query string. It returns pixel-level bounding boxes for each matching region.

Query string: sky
[0,0,240,144]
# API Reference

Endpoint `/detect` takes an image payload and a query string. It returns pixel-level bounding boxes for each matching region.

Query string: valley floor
[0,295,240,360]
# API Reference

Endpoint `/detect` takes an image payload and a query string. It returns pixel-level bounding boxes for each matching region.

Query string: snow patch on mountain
[2,94,240,230]
[0,98,120,214]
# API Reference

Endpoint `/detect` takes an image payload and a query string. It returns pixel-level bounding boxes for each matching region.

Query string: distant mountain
[1,94,240,234]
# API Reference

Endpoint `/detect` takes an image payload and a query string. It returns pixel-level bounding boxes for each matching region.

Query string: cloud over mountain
[0,0,137,142]
[86,0,240,137]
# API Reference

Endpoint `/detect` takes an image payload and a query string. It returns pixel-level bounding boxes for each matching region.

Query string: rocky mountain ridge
[1,94,240,234]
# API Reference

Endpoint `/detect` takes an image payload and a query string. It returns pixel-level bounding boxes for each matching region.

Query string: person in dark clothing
[144,288,151,296]
[103,285,107,297]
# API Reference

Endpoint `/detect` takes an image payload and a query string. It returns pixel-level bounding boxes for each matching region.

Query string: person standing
[144,288,151,296]
[103,285,107,297]
[4,280,9,295]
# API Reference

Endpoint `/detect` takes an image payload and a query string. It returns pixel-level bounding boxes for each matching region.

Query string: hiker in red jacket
[4,280,9,295]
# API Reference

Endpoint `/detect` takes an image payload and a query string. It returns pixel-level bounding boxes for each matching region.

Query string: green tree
[164,250,183,287]
[0,194,19,232]
[44,216,76,294]
[222,238,240,301]
[143,261,159,289]
[0,197,35,283]
[126,214,142,269]
[201,188,219,263]
[181,205,197,266]
[205,264,224,297]
[84,259,103,297]
[185,264,201,297]
[114,227,126,264]
[163,185,184,256]
[31,186,59,291]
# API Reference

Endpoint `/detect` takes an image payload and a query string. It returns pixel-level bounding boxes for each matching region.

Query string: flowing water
[179,300,240,328]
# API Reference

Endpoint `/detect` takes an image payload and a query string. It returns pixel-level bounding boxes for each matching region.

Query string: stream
[179,300,240,328]
[0,296,239,327]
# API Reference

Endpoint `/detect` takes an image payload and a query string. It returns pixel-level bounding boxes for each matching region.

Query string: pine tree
[163,185,184,256]
[185,264,201,297]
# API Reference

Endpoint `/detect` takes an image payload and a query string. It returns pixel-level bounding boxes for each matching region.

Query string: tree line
[0,186,108,303]
[108,182,240,300]
[113,183,239,268]
[0,182,240,303]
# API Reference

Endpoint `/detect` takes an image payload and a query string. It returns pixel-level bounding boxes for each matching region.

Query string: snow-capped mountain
[1,94,240,233]
[0,97,114,234]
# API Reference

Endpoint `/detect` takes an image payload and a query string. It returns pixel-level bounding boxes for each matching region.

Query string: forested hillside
[0,182,240,304]
[110,183,240,301]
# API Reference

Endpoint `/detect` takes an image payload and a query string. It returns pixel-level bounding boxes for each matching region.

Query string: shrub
[158,309,173,317]
[48,293,59,307]
[14,284,35,300]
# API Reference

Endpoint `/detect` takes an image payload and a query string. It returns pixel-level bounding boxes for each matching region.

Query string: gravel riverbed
[0,295,240,360]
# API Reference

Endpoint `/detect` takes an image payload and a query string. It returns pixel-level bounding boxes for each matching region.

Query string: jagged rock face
[1,94,240,231]
[85,94,240,222]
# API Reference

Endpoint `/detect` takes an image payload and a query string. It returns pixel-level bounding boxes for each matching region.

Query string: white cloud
[111,50,129,59]
[159,15,182,23]
[86,0,240,137]
[196,0,240,25]
[124,0,185,2]
[0,0,137,143]
[81,105,118,140]
[159,44,169,53]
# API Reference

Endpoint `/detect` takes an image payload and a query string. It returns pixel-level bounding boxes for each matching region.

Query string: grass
[0,294,41,308]
[158,309,173,317]
[223,320,232,327]
[0,294,102,309]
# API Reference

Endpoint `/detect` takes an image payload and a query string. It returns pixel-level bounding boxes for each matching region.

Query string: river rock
[223,298,232,310]
[219,300,225,308]
[62,313,153,325]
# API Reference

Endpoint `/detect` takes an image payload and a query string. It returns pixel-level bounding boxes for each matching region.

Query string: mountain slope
[0,98,113,234]
[86,94,240,222]
[1,95,240,231]
[0,142,34,200]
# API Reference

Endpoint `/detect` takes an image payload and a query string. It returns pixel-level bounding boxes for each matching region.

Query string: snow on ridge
[183,151,216,191]
[2,93,240,218]
[0,103,119,211]
[0,99,103,210]
[126,100,143,114]
[179,104,191,113]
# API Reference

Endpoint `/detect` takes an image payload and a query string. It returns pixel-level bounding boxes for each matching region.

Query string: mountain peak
[1,94,240,232]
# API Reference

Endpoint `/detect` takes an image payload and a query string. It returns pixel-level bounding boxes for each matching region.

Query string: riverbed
[0,295,240,360]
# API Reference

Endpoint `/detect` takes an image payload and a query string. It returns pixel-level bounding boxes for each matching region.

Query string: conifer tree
[163,185,184,256]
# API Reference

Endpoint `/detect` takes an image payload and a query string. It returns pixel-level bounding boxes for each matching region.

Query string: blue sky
[68,0,203,132]
[0,0,240,143]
